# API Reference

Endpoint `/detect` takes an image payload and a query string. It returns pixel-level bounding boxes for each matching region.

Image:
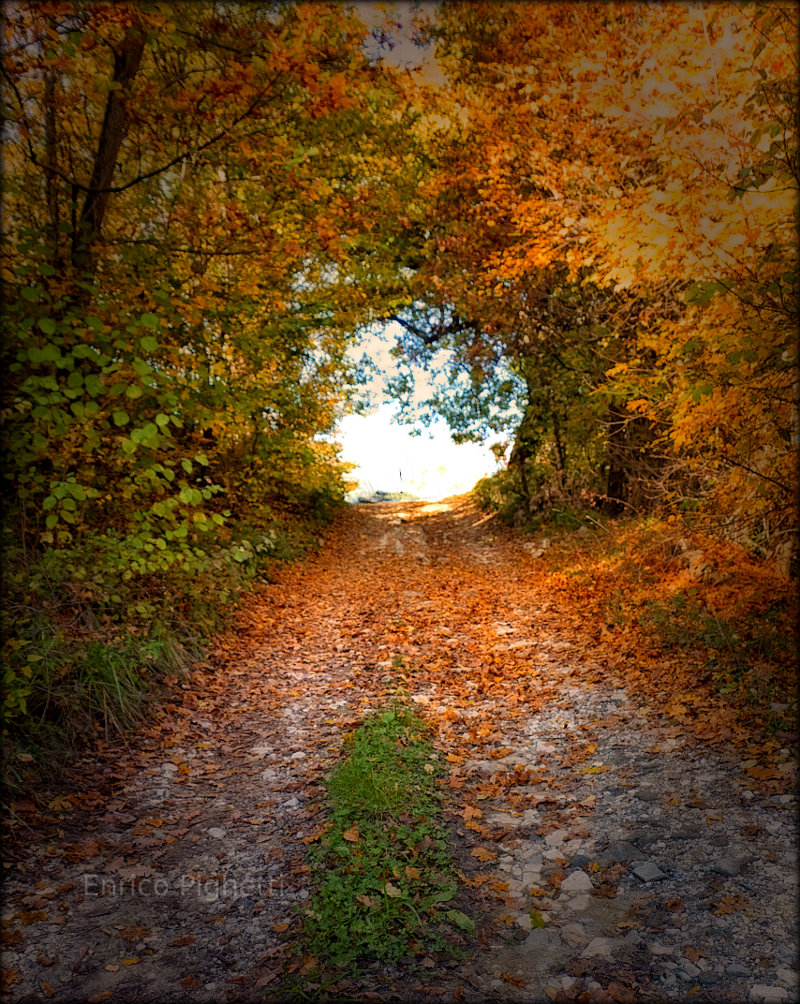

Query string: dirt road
[2,499,797,1002]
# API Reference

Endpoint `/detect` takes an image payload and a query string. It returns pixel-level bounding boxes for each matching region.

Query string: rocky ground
[2,498,797,1003]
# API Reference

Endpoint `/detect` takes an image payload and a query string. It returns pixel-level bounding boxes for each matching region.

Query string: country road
[2,498,797,1003]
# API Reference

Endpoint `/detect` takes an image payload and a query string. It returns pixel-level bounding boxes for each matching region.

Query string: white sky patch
[336,323,503,500]
[337,404,499,500]
[354,1,447,86]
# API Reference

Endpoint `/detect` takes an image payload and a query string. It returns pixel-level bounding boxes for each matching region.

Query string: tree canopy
[2,0,797,743]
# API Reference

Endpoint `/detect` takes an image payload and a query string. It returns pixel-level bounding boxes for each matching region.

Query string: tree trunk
[603,405,628,515]
[74,24,146,272]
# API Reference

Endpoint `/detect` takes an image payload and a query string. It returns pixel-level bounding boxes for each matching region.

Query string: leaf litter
[1,497,797,1002]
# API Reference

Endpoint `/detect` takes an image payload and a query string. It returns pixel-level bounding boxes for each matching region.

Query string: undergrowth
[505,509,797,736]
[1,513,324,797]
[293,705,471,987]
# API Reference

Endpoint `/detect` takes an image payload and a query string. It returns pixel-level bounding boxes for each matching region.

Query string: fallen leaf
[713,895,748,915]
[470,847,497,862]
[1,970,19,988]
[168,936,196,947]
[87,992,115,1003]
[14,910,48,925]
[119,924,149,943]
[342,826,360,843]
[40,982,55,998]
[383,882,402,897]
[502,972,527,987]
[181,975,202,991]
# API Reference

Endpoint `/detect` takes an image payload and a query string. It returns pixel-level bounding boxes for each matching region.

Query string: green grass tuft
[298,704,468,980]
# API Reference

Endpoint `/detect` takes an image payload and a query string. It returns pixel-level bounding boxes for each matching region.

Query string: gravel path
[2,499,796,1003]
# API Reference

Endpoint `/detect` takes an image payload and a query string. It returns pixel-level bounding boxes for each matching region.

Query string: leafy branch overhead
[1,0,797,749]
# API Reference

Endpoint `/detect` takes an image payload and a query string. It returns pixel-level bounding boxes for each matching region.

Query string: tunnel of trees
[2,1,797,744]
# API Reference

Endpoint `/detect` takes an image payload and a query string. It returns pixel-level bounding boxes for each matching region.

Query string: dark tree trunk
[74,24,146,272]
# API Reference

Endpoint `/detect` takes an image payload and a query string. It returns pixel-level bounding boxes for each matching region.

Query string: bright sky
[335,324,503,501]
[335,7,494,501]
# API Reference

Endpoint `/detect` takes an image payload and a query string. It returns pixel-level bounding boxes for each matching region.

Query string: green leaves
[445,909,475,932]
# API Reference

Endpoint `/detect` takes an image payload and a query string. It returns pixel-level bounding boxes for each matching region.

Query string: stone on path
[560,870,593,893]
[749,986,789,1003]
[632,861,667,882]
[599,840,645,863]
[712,856,744,876]
[561,922,589,948]
[581,937,618,958]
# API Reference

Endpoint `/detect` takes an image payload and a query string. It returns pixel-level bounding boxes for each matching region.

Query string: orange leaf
[168,936,196,947]
[471,847,497,862]
[342,826,360,843]
[501,972,526,987]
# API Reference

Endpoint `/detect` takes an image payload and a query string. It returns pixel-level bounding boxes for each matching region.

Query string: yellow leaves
[47,795,73,812]
[13,911,48,926]
[626,399,650,414]
[578,764,611,774]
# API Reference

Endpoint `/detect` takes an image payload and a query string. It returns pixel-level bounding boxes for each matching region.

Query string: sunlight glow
[337,403,499,501]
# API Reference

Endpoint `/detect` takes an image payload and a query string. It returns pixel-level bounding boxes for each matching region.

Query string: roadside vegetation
[473,488,797,744]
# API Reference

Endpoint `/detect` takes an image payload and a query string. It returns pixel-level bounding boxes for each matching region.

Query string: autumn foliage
[1,2,797,751]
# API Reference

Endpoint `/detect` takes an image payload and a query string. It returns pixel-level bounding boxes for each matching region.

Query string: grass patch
[297,704,470,981]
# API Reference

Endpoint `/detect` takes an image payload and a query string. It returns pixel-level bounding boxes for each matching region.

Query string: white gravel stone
[581,937,618,958]
[749,986,789,1003]
[560,870,593,893]
[515,912,532,931]
[206,827,226,838]
[563,894,592,913]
